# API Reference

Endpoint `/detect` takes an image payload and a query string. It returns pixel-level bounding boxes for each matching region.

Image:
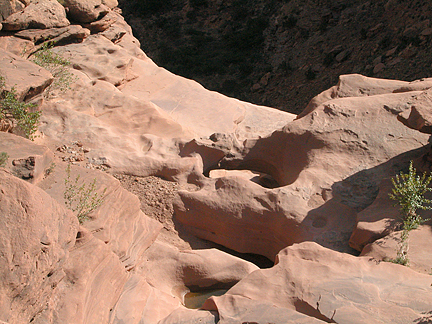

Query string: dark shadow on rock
[220,129,326,187]
[173,216,274,269]
[301,145,430,255]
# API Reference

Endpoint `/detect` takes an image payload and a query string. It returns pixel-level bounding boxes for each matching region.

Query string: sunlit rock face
[1,1,432,323]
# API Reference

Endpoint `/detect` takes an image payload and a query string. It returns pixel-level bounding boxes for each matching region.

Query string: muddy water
[183,289,228,309]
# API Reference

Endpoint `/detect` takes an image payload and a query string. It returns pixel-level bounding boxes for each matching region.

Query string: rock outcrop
[174,75,432,260]
[203,242,432,324]
[0,169,77,323]
[2,0,69,31]
[1,1,432,323]
[0,49,53,101]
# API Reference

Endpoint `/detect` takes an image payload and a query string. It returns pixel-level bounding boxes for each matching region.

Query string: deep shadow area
[174,218,274,269]
[118,0,432,114]
[301,145,430,255]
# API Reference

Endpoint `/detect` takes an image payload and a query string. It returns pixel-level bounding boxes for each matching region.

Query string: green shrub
[389,161,432,228]
[64,164,107,224]
[31,42,76,96]
[388,161,432,265]
[0,76,41,140]
[0,152,8,167]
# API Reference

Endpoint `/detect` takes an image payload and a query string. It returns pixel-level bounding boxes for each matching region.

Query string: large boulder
[203,242,432,323]
[15,25,90,45]
[0,48,53,101]
[1,0,69,31]
[0,0,25,21]
[0,132,54,184]
[0,169,77,324]
[63,0,109,23]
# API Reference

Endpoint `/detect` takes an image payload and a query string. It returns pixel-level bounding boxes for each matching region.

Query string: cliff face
[1,1,432,323]
[118,0,432,114]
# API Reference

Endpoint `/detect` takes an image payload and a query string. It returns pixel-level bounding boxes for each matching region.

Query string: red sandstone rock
[203,242,432,323]
[2,0,69,31]
[1,3,432,323]
[361,225,432,274]
[0,132,54,184]
[0,48,53,101]
[63,0,109,23]
[174,78,430,260]
[15,25,90,45]
[0,169,77,324]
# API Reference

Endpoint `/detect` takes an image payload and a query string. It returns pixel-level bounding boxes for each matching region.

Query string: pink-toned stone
[175,85,430,260]
[0,36,35,57]
[101,0,117,8]
[33,227,128,324]
[299,74,411,117]
[397,89,432,134]
[83,10,117,33]
[349,178,399,251]
[203,242,432,323]
[0,48,53,101]
[0,0,25,21]
[2,0,69,31]
[0,169,77,324]
[15,25,90,45]
[0,132,54,184]
[63,0,109,23]
[361,224,432,274]
[40,161,163,270]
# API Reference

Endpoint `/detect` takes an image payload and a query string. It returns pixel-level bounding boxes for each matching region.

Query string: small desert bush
[31,42,76,96]
[64,164,107,224]
[0,152,8,167]
[0,76,41,140]
[388,161,432,265]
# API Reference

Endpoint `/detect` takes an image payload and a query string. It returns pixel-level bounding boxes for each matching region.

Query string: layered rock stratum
[1,1,432,323]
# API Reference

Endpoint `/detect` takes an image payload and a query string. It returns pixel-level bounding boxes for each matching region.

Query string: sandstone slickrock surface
[203,242,432,324]
[174,76,431,260]
[0,169,77,324]
[0,49,53,101]
[1,1,432,323]
[0,132,54,184]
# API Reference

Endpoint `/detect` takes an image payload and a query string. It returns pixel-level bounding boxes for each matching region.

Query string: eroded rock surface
[1,0,69,31]
[203,242,432,324]
[174,76,431,260]
[0,169,77,324]
[1,1,432,323]
[0,48,53,101]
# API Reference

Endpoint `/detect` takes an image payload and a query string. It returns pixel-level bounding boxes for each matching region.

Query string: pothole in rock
[114,174,275,269]
[183,288,228,309]
[208,169,280,189]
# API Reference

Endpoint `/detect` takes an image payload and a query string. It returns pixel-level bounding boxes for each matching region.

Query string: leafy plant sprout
[31,42,76,96]
[388,160,432,265]
[0,152,8,167]
[64,164,107,224]
[0,76,41,140]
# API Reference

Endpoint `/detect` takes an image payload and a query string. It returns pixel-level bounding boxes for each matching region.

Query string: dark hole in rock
[76,231,83,239]
[208,168,280,189]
